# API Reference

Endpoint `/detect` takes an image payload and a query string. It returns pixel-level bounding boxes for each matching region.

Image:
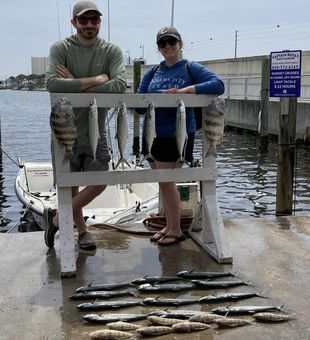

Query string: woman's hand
[56,65,74,79]
[163,86,196,94]
[163,87,178,94]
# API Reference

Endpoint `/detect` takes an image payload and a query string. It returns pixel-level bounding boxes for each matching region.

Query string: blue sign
[270,50,302,97]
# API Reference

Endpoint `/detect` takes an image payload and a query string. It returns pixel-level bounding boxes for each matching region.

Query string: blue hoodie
[136,59,225,138]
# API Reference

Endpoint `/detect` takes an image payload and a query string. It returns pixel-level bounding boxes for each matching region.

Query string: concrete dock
[1,214,310,340]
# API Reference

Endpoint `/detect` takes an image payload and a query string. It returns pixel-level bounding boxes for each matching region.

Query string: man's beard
[77,26,99,40]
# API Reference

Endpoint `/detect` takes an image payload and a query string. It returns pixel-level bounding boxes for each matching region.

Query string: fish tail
[172,157,190,170]
[205,145,217,158]
[62,150,75,166]
[115,157,131,170]
[140,153,156,165]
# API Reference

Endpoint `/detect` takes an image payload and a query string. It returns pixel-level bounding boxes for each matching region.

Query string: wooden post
[259,58,270,149]
[276,97,297,216]
[132,61,141,155]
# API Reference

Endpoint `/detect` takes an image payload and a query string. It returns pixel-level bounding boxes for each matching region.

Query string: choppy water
[1,90,310,232]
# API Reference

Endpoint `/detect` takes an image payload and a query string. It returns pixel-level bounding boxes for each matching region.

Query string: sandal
[157,233,186,246]
[150,231,167,242]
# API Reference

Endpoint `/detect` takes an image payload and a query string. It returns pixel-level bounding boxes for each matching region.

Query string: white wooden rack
[50,93,233,278]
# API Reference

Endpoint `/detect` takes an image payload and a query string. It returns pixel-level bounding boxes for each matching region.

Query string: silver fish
[212,305,284,315]
[88,97,101,168]
[76,301,141,310]
[83,313,149,323]
[50,97,77,165]
[204,97,226,158]
[147,315,184,326]
[140,101,156,164]
[177,270,234,279]
[142,297,197,306]
[88,329,133,339]
[149,310,209,319]
[131,276,184,285]
[115,102,131,169]
[76,283,130,293]
[191,280,248,289]
[138,283,197,292]
[198,292,263,303]
[69,290,136,300]
[136,326,172,336]
[173,99,190,170]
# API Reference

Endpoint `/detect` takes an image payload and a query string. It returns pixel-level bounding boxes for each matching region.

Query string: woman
[136,26,225,246]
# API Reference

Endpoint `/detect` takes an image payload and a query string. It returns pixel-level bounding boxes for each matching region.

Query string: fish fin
[115,158,131,170]
[189,269,195,273]
[139,154,156,165]
[205,145,217,158]
[62,151,73,166]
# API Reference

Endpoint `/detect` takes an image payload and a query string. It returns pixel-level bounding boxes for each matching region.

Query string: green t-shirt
[46,35,127,146]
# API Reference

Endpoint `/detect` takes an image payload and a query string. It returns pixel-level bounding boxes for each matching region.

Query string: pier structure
[50,93,232,278]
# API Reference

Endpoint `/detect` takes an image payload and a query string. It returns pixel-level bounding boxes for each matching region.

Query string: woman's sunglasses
[76,16,101,25]
[157,37,179,49]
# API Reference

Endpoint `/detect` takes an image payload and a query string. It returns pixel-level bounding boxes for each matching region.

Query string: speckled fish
[147,315,185,326]
[76,283,131,293]
[214,317,253,327]
[253,312,291,322]
[131,276,183,285]
[189,313,224,323]
[106,321,141,330]
[69,290,136,300]
[50,97,77,165]
[177,270,234,279]
[149,310,209,319]
[83,313,149,323]
[198,292,262,303]
[136,326,172,336]
[192,280,248,289]
[88,97,101,168]
[173,99,190,170]
[115,102,131,169]
[204,98,226,158]
[138,283,197,292]
[171,321,210,332]
[212,305,284,315]
[88,329,133,339]
[142,297,197,306]
[77,301,141,310]
[140,101,156,164]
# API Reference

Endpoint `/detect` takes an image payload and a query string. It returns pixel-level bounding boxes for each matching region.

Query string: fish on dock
[253,312,292,322]
[50,97,77,165]
[147,315,185,326]
[136,326,172,336]
[69,290,137,300]
[76,283,131,293]
[212,305,284,315]
[131,275,184,285]
[76,301,141,310]
[87,97,101,168]
[198,292,263,303]
[142,297,197,306]
[204,97,226,158]
[189,313,224,323]
[171,321,210,332]
[214,317,253,327]
[115,101,131,169]
[177,270,234,279]
[173,99,190,170]
[88,329,134,339]
[149,310,210,319]
[191,280,248,289]
[83,313,149,323]
[140,101,156,164]
[106,321,141,330]
[137,283,197,292]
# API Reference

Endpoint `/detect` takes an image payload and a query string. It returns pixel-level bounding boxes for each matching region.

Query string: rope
[6,201,34,233]
[0,148,20,167]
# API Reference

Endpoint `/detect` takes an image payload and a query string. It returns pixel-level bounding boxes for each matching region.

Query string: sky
[1,0,310,79]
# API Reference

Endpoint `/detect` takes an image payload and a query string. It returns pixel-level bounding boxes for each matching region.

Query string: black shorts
[142,132,195,163]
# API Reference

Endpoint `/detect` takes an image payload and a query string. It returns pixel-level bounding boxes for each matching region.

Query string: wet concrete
[1,215,310,339]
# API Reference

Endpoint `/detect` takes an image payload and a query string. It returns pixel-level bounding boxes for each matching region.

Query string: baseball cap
[156,26,181,42]
[73,1,102,18]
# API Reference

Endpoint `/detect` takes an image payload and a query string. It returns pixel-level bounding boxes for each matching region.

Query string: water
[1,90,310,232]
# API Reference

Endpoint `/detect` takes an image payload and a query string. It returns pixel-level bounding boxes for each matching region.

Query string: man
[45,1,127,250]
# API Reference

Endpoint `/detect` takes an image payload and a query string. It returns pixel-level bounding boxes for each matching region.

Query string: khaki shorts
[51,141,111,185]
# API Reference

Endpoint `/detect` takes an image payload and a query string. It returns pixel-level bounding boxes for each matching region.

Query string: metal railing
[221,74,310,100]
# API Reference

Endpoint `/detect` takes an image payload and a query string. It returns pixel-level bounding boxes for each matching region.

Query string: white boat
[14,158,159,230]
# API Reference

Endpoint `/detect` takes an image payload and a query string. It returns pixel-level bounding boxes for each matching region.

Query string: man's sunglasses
[157,37,179,49]
[76,16,101,25]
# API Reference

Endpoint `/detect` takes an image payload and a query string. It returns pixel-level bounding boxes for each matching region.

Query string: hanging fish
[87,97,101,168]
[140,100,156,164]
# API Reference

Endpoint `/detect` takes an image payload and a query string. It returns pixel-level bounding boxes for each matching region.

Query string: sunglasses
[157,37,179,49]
[76,16,101,25]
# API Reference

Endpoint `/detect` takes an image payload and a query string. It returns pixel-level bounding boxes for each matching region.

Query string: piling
[259,58,270,149]
[276,97,297,215]
[132,61,141,154]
